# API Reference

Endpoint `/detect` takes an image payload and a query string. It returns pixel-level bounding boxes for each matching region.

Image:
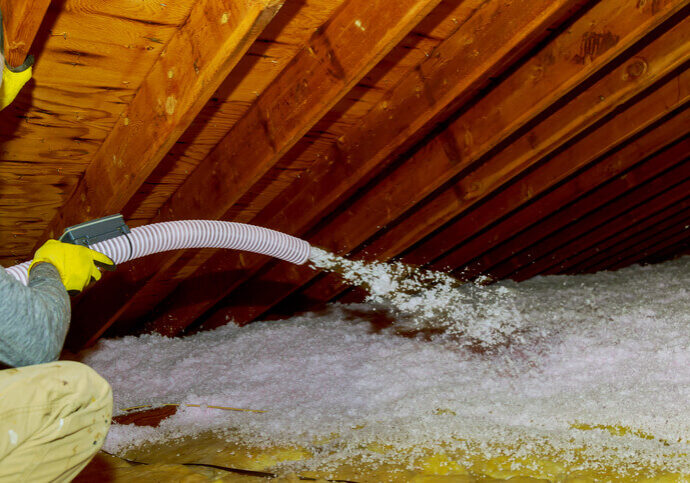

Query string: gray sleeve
[0,263,71,367]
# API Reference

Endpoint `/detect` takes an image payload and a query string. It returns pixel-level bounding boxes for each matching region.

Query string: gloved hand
[0,3,34,111]
[29,240,116,293]
[0,63,31,110]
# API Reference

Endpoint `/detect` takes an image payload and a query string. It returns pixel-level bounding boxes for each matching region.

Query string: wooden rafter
[131,0,588,336]
[637,238,690,266]
[293,68,690,311]
[0,0,51,67]
[68,0,446,348]
[504,167,690,281]
[573,196,690,272]
[451,133,690,279]
[352,10,690,266]
[437,129,690,277]
[462,98,690,278]
[562,193,690,274]
[35,0,285,245]
[605,223,690,271]
[198,1,690,329]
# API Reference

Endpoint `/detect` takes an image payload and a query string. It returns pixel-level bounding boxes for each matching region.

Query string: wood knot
[463,181,482,199]
[625,58,647,79]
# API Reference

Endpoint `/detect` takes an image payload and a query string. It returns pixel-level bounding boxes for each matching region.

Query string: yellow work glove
[29,240,116,294]
[0,63,31,110]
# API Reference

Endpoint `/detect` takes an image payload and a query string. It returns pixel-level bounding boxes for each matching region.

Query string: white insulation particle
[80,254,690,473]
[309,247,527,347]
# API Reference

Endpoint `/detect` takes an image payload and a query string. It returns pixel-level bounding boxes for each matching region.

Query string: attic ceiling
[0,0,688,350]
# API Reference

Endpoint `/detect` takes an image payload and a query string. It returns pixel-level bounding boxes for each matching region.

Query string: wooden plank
[305,123,690,307]
[29,0,194,91]
[0,0,51,67]
[356,12,690,264]
[632,237,690,267]
[601,216,690,272]
[0,161,82,263]
[500,169,690,281]
[68,0,446,348]
[432,128,690,278]
[133,0,588,336]
[112,405,177,427]
[0,1,198,262]
[123,0,346,224]
[207,22,690,324]
[559,196,690,274]
[36,0,285,246]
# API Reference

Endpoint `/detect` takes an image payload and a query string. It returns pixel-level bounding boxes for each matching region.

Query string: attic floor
[73,430,546,483]
[75,452,269,482]
[72,419,687,482]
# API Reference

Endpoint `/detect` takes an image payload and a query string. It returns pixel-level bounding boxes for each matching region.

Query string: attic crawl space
[1,0,689,480]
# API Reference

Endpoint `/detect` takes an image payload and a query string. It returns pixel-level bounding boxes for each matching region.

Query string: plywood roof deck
[0,0,688,349]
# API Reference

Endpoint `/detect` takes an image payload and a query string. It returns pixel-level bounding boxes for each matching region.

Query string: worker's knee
[0,361,113,481]
[54,360,113,417]
[0,360,112,416]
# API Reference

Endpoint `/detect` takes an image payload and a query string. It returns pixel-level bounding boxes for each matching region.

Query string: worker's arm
[0,240,115,368]
[0,263,70,368]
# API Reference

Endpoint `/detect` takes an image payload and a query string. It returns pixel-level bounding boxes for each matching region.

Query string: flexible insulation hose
[5,220,311,285]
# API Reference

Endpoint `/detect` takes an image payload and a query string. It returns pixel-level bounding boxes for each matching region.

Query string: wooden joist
[137,0,587,335]
[358,10,690,265]
[35,0,284,247]
[296,68,690,310]
[605,223,690,271]
[198,2,690,327]
[122,0,347,225]
[503,166,690,281]
[435,128,690,277]
[0,0,51,67]
[68,0,446,348]
[474,102,690,281]
[562,194,690,274]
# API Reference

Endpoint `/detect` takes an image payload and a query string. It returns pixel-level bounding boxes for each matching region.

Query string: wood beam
[434,128,690,278]
[500,169,690,281]
[112,406,177,428]
[561,196,690,274]
[139,0,588,335]
[601,215,690,272]
[548,151,690,275]
[630,236,690,267]
[68,0,446,348]
[289,86,690,313]
[0,0,51,68]
[353,12,690,265]
[208,14,690,324]
[36,0,284,246]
